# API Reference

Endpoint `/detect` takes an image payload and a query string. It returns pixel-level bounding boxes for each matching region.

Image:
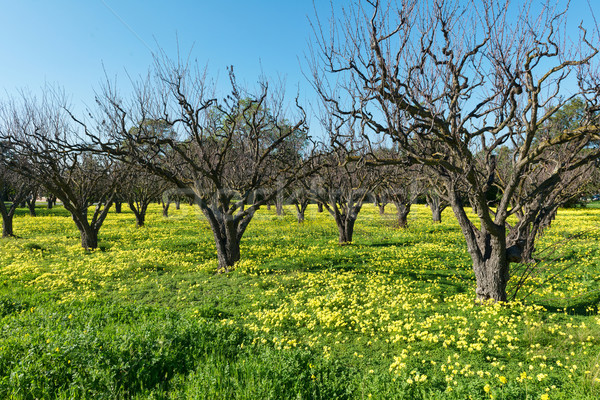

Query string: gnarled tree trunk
[426,193,447,223]
[450,193,509,302]
[199,200,255,273]
[471,231,510,302]
[394,202,411,228]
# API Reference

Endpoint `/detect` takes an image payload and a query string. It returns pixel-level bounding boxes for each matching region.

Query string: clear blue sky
[0,1,596,120]
[0,1,334,108]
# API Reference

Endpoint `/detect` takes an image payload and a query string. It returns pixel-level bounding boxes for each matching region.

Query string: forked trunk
[162,201,171,217]
[294,202,308,223]
[200,202,255,273]
[128,202,148,227]
[378,204,386,215]
[427,194,446,223]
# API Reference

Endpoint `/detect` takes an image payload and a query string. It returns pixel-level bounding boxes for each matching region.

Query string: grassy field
[1,203,600,399]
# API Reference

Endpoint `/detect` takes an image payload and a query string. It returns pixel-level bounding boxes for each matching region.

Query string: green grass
[1,203,600,399]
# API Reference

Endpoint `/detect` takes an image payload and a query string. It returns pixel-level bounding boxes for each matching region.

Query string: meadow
[1,203,600,399]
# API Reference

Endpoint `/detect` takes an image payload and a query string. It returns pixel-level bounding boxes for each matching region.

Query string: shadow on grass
[536,290,600,316]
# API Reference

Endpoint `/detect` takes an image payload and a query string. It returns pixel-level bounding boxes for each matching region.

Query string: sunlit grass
[1,202,599,398]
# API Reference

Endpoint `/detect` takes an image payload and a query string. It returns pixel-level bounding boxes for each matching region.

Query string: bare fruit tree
[0,160,34,237]
[311,0,600,301]
[80,61,318,272]
[1,94,118,249]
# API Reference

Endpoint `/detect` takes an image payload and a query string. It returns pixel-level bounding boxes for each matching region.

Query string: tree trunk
[215,234,241,272]
[199,202,255,273]
[27,199,36,217]
[135,213,145,227]
[162,201,171,217]
[294,203,306,223]
[1,213,13,238]
[46,197,53,209]
[427,194,446,223]
[175,199,181,210]
[317,202,323,213]
[80,228,98,250]
[337,216,356,244]
[449,191,509,302]
[114,201,122,213]
[276,197,284,216]
[128,202,148,227]
[266,201,272,211]
[378,204,386,215]
[431,206,442,223]
[471,232,510,302]
[394,203,411,228]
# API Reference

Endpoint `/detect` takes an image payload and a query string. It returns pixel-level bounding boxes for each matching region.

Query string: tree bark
[336,216,356,244]
[162,201,171,217]
[449,192,509,302]
[317,202,323,213]
[378,204,386,215]
[175,199,180,210]
[471,232,510,302]
[1,213,13,238]
[294,202,308,223]
[114,201,122,213]
[214,233,241,272]
[426,194,447,223]
[46,197,53,209]
[395,203,411,228]
[128,201,148,227]
[199,201,255,273]
[0,191,26,237]
[276,197,284,216]
[80,228,98,250]
[27,198,36,217]
[431,206,442,223]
